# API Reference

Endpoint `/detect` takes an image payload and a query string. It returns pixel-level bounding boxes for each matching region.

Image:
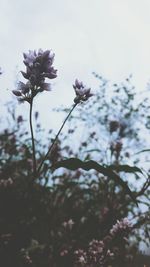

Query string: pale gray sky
[1,0,150,127]
[0,1,149,251]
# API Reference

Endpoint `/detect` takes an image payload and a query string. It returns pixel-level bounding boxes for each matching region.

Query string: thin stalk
[29,97,36,176]
[37,102,78,174]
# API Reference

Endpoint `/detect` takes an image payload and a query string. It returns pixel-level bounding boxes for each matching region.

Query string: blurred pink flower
[110,218,132,236]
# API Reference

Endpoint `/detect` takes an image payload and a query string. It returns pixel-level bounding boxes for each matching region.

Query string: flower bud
[12,90,22,96]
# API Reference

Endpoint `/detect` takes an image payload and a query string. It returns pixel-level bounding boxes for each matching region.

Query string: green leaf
[52,158,138,206]
[84,149,101,153]
[135,149,150,155]
[106,164,143,174]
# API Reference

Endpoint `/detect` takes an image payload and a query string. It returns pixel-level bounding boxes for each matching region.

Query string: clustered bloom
[74,249,87,265]
[74,218,132,267]
[88,239,105,263]
[73,79,93,104]
[74,239,114,267]
[110,218,132,237]
[12,49,93,105]
[12,49,57,102]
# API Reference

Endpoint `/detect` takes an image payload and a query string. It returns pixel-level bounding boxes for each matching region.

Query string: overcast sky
[1,0,150,252]
[1,0,150,127]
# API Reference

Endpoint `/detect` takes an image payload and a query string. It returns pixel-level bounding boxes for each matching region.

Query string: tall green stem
[37,102,78,174]
[29,97,36,176]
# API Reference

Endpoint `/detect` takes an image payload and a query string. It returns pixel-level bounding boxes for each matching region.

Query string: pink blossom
[110,218,132,236]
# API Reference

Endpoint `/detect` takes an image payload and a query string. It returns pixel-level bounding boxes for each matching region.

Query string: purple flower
[13,49,57,102]
[40,82,51,91]
[22,49,57,86]
[23,50,36,67]
[73,79,93,103]
[12,90,22,97]
[12,82,31,103]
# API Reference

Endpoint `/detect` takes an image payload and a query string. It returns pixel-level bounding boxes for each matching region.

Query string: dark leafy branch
[52,157,141,205]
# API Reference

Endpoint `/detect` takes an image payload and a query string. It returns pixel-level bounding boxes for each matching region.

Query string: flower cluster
[74,218,132,267]
[12,50,93,105]
[13,49,57,102]
[73,79,93,104]
[74,240,114,267]
[88,239,105,263]
[110,218,132,236]
[74,249,87,265]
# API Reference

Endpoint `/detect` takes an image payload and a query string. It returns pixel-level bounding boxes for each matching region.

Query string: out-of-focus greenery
[0,74,149,267]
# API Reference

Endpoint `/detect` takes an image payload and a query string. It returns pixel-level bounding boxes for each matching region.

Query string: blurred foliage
[0,74,150,267]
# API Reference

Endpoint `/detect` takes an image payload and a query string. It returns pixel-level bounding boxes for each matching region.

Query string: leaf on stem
[52,158,138,206]
[106,164,143,174]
